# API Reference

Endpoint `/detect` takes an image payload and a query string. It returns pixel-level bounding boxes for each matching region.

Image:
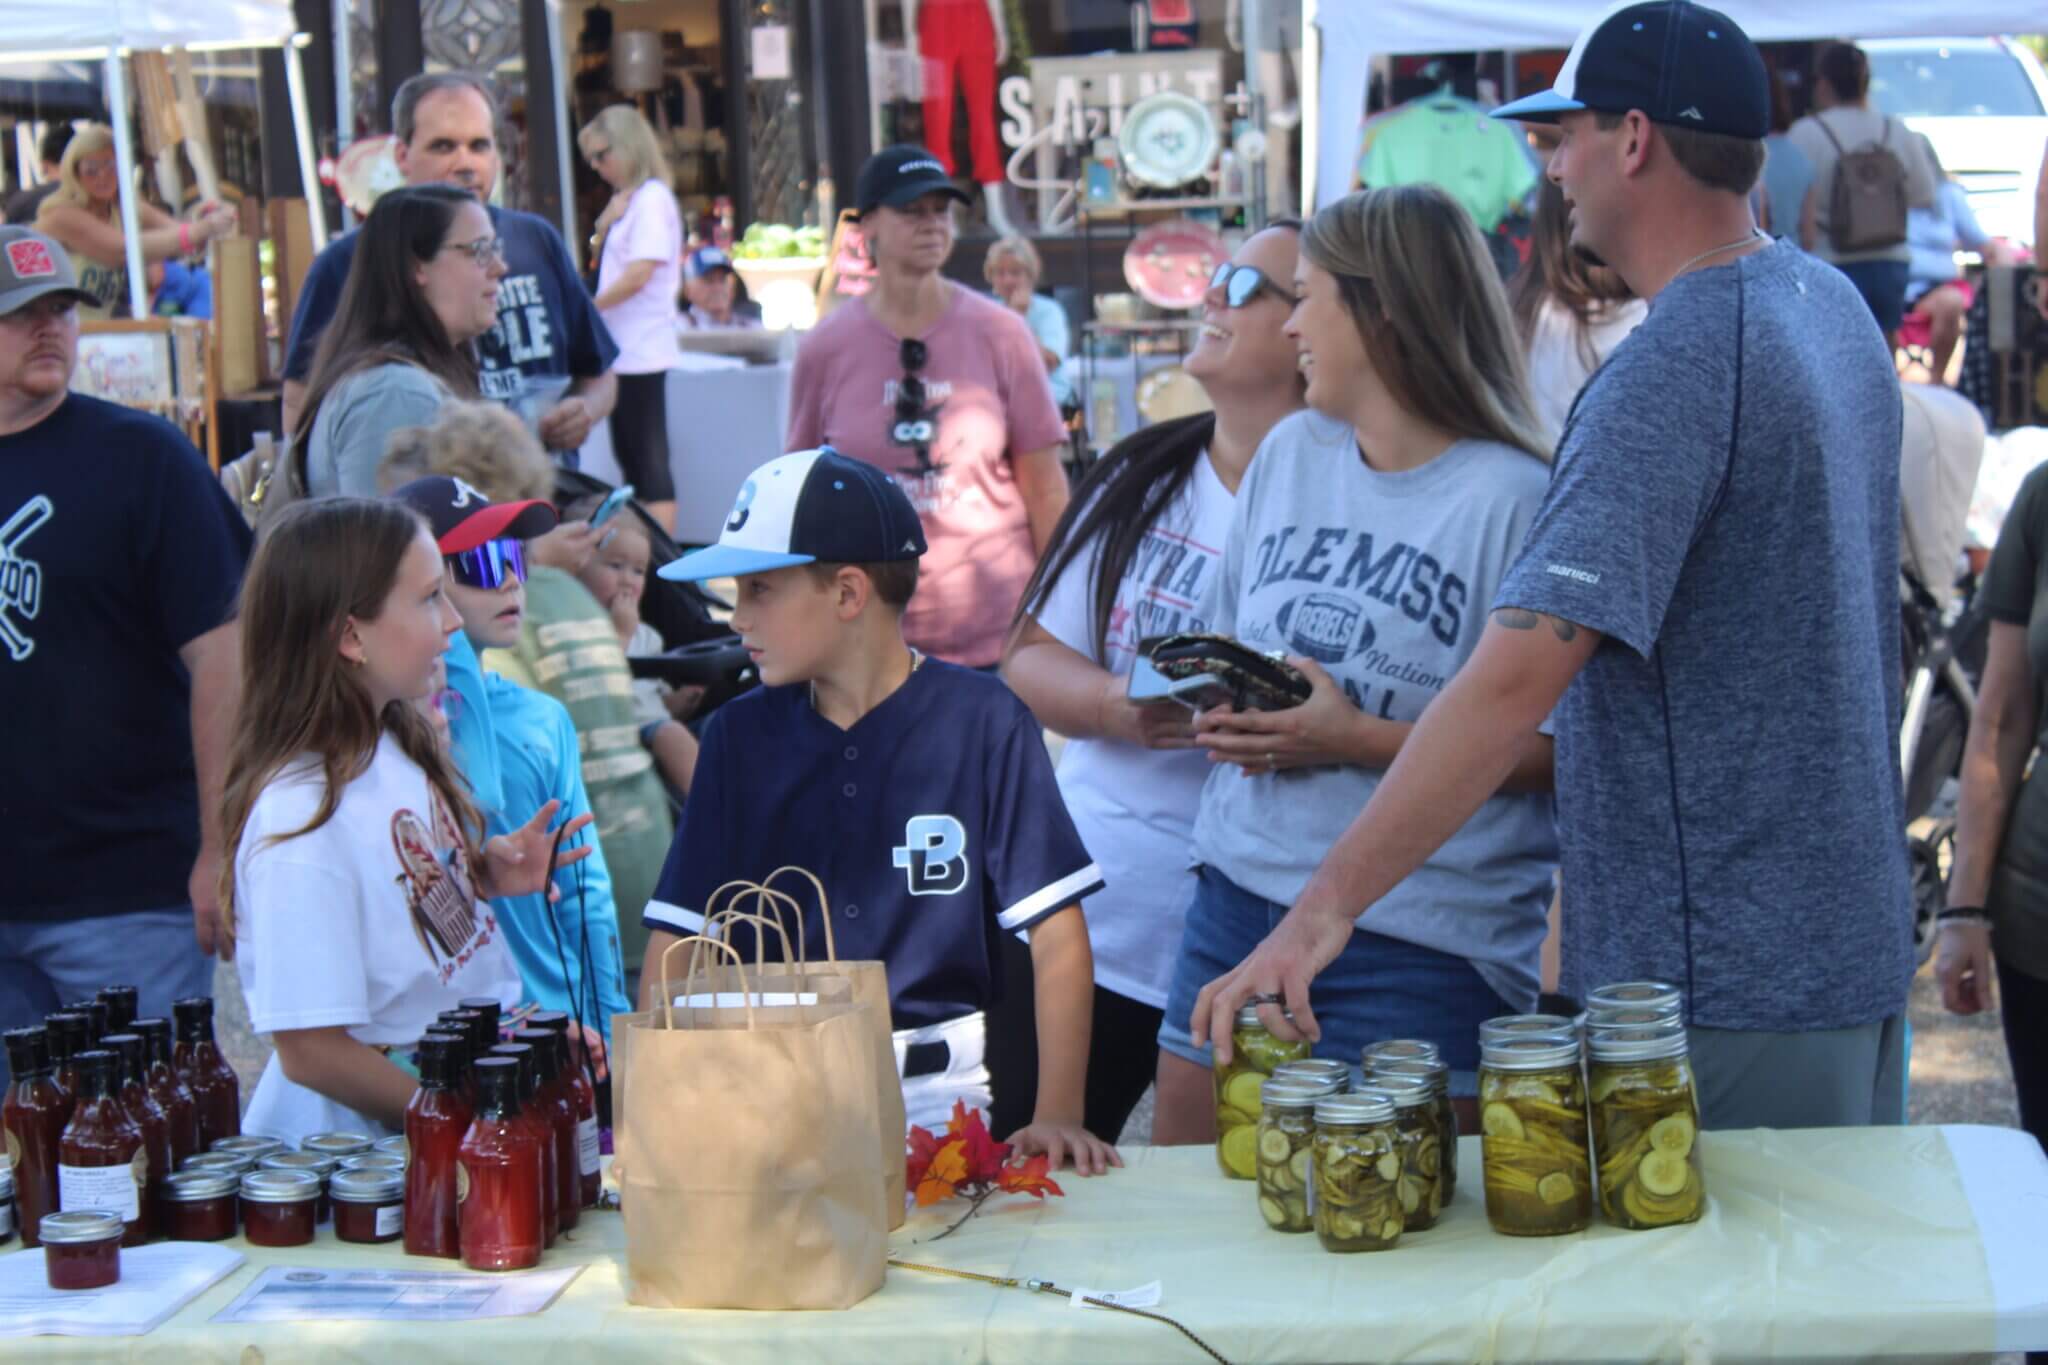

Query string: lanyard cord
[886,1259,1232,1365]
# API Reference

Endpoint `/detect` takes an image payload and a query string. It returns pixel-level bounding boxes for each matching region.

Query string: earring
[352,653,367,669]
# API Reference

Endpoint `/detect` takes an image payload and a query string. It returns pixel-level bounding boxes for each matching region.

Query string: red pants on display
[918,0,1003,186]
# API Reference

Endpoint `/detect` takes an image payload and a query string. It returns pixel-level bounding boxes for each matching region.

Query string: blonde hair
[1300,186,1552,464]
[982,234,1041,283]
[378,400,555,502]
[577,104,670,191]
[49,123,116,212]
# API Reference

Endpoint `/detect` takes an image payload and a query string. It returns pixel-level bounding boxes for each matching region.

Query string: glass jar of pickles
[1214,1006,1310,1180]
[1310,1092,1403,1253]
[1589,1023,1704,1230]
[1254,1077,1338,1233]
[1364,1056,1458,1202]
[1478,1035,1591,1237]
[1358,1075,1441,1231]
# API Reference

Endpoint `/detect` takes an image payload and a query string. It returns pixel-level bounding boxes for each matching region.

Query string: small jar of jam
[331,1168,405,1244]
[41,1210,124,1290]
[213,1135,287,1164]
[302,1132,375,1162]
[373,1134,410,1162]
[162,1169,239,1242]
[261,1152,338,1223]
[240,1169,320,1247]
[182,1152,256,1179]
[340,1152,406,1173]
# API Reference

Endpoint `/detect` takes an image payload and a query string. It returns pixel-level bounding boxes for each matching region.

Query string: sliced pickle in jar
[1649,1113,1696,1156]
[1589,1051,1706,1230]
[1258,1194,1288,1228]
[1481,1102,1526,1141]
[1225,1072,1267,1116]
[1257,1127,1292,1165]
[1220,1124,1259,1178]
[1478,1062,1592,1236]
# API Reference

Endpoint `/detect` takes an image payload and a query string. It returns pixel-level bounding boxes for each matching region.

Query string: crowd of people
[2,4,2045,1191]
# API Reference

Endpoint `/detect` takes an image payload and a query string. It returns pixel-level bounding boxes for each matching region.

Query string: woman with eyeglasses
[998,219,1305,1143]
[295,184,507,498]
[220,496,591,1146]
[786,145,1070,672]
[34,123,237,321]
[578,106,683,533]
[1157,186,1560,1143]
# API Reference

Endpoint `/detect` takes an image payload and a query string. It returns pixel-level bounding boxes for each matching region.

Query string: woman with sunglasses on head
[578,106,683,534]
[221,497,593,1146]
[295,184,507,498]
[786,145,1069,671]
[999,220,1304,1143]
[1151,186,1561,1142]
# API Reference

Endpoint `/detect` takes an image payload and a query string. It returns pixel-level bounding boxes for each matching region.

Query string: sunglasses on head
[1209,262,1290,309]
[447,538,527,590]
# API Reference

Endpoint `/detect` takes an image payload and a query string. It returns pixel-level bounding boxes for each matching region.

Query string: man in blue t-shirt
[1193,3,1914,1132]
[0,228,252,1084]
[281,72,618,462]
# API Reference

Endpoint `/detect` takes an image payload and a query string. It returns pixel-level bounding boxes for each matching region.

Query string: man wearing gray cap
[0,227,251,1085]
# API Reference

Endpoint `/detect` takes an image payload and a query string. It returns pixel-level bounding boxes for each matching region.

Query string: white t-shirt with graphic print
[234,733,522,1146]
[1031,451,1236,1008]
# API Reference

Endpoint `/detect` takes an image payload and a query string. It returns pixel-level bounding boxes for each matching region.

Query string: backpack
[1817,115,1910,253]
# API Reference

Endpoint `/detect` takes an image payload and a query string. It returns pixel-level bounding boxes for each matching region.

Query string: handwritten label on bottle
[577,1118,600,1177]
[376,1203,404,1238]
[58,1163,139,1221]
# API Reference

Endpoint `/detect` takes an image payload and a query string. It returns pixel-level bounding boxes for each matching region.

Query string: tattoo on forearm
[1492,608,1578,642]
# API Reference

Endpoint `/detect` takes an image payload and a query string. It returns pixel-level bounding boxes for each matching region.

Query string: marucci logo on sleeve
[1545,563,1602,585]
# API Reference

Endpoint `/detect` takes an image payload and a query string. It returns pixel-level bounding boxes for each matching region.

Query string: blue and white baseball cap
[657,447,927,582]
[1491,0,1768,141]
[684,245,733,280]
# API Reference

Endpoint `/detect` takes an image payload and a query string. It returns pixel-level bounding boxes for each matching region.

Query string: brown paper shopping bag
[616,937,887,1310]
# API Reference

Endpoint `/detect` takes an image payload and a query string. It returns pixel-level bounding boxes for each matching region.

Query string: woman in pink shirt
[786,145,1069,670]
[580,106,683,533]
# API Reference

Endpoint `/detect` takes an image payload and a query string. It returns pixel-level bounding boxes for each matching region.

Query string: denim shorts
[1158,865,1513,1096]
[1835,258,1910,334]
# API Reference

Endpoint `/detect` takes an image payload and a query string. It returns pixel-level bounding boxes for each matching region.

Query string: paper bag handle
[705,877,809,964]
[762,866,838,963]
[704,905,808,991]
[657,934,755,1032]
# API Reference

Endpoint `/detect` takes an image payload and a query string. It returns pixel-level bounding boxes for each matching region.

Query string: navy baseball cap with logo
[658,447,926,582]
[0,226,96,316]
[684,245,734,280]
[392,475,558,555]
[1491,0,1768,140]
[854,144,973,218]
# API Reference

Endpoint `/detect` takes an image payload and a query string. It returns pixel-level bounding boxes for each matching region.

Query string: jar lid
[1261,1076,1340,1108]
[240,1169,321,1204]
[1587,1023,1689,1063]
[1364,1056,1449,1091]
[261,1152,338,1177]
[1314,1091,1394,1125]
[340,1152,407,1172]
[213,1135,288,1159]
[1360,1039,1440,1067]
[1270,1058,1351,1088]
[163,1168,239,1201]
[1480,1035,1582,1071]
[39,1210,125,1244]
[1480,1013,1578,1043]
[301,1132,376,1158]
[329,1167,404,1203]
[373,1135,410,1158]
[1584,981,1682,1015]
[1232,1003,1292,1031]
[1358,1074,1432,1108]
[1585,1006,1677,1032]
[182,1152,256,1175]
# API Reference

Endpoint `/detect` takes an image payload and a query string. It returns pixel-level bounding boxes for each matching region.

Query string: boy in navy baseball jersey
[642,449,1118,1175]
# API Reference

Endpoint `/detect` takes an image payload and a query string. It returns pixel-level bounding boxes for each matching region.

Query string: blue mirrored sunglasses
[447,538,527,590]
[1209,262,1289,309]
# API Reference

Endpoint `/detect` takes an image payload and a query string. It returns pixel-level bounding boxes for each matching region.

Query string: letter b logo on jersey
[892,815,968,896]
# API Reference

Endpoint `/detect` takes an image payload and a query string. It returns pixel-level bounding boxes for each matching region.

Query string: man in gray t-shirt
[1192,1,1913,1131]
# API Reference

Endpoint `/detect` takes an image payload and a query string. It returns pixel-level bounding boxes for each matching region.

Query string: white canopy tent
[1310,0,2048,208]
[0,0,324,317]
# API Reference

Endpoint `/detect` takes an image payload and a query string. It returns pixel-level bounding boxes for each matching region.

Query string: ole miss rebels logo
[6,239,56,279]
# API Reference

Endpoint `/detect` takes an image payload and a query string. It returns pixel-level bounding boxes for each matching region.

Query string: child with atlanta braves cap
[643,447,1120,1175]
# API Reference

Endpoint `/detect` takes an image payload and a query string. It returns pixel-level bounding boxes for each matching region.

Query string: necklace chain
[1670,230,1768,282]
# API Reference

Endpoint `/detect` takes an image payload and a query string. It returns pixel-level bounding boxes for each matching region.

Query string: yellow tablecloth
[8,1125,2044,1363]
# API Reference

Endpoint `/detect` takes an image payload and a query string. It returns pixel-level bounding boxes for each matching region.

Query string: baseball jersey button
[844,746,859,761]
[843,782,857,797]
[844,904,860,919]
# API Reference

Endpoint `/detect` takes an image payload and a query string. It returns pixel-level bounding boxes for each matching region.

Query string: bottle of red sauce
[530,1012,601,1210]
[101,1034,170,1243]
[65,1000,110,1048]
[510,1028,579,1231]
[131,1019,199,1165]
[58,1051,146,1246]
[4,1028,67,1249]
[440,1012,487,1109]
[458,997,503,1040]
[403,1034,473,1259]
[95,986,139,1037]
[458,1057,544,1271]
[487,1043,557,1246]
[172,998,240,1146]
[41,1013,88,1109]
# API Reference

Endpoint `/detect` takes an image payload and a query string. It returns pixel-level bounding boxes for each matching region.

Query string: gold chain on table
[887,1259,1232,1365]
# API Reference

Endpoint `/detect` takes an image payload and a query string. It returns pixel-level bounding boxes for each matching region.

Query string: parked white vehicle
[1864,36,2048,249]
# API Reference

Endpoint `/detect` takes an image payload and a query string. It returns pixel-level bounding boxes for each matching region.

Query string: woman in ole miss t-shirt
[220,497,592,1147]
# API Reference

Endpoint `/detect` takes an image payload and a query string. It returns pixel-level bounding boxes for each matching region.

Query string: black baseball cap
[658,447,926,582]
[392,475,558,554]
[1492,0,1768,141]
[854,144,972,219]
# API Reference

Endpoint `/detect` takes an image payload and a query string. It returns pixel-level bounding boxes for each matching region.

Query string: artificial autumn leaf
[944,1099,974,1137]
[994,1152,1065,1200]
[905,1122,943,1193]
[955,1108,1012,1184]
[915,1138,968,1206]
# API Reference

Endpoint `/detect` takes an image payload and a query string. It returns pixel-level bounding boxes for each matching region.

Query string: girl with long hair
[1510,180,1645,440]
[1153,185,1560,1141]
[295,184,506,497]
[998,219,1304,1143]
[222,497,590,1145]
